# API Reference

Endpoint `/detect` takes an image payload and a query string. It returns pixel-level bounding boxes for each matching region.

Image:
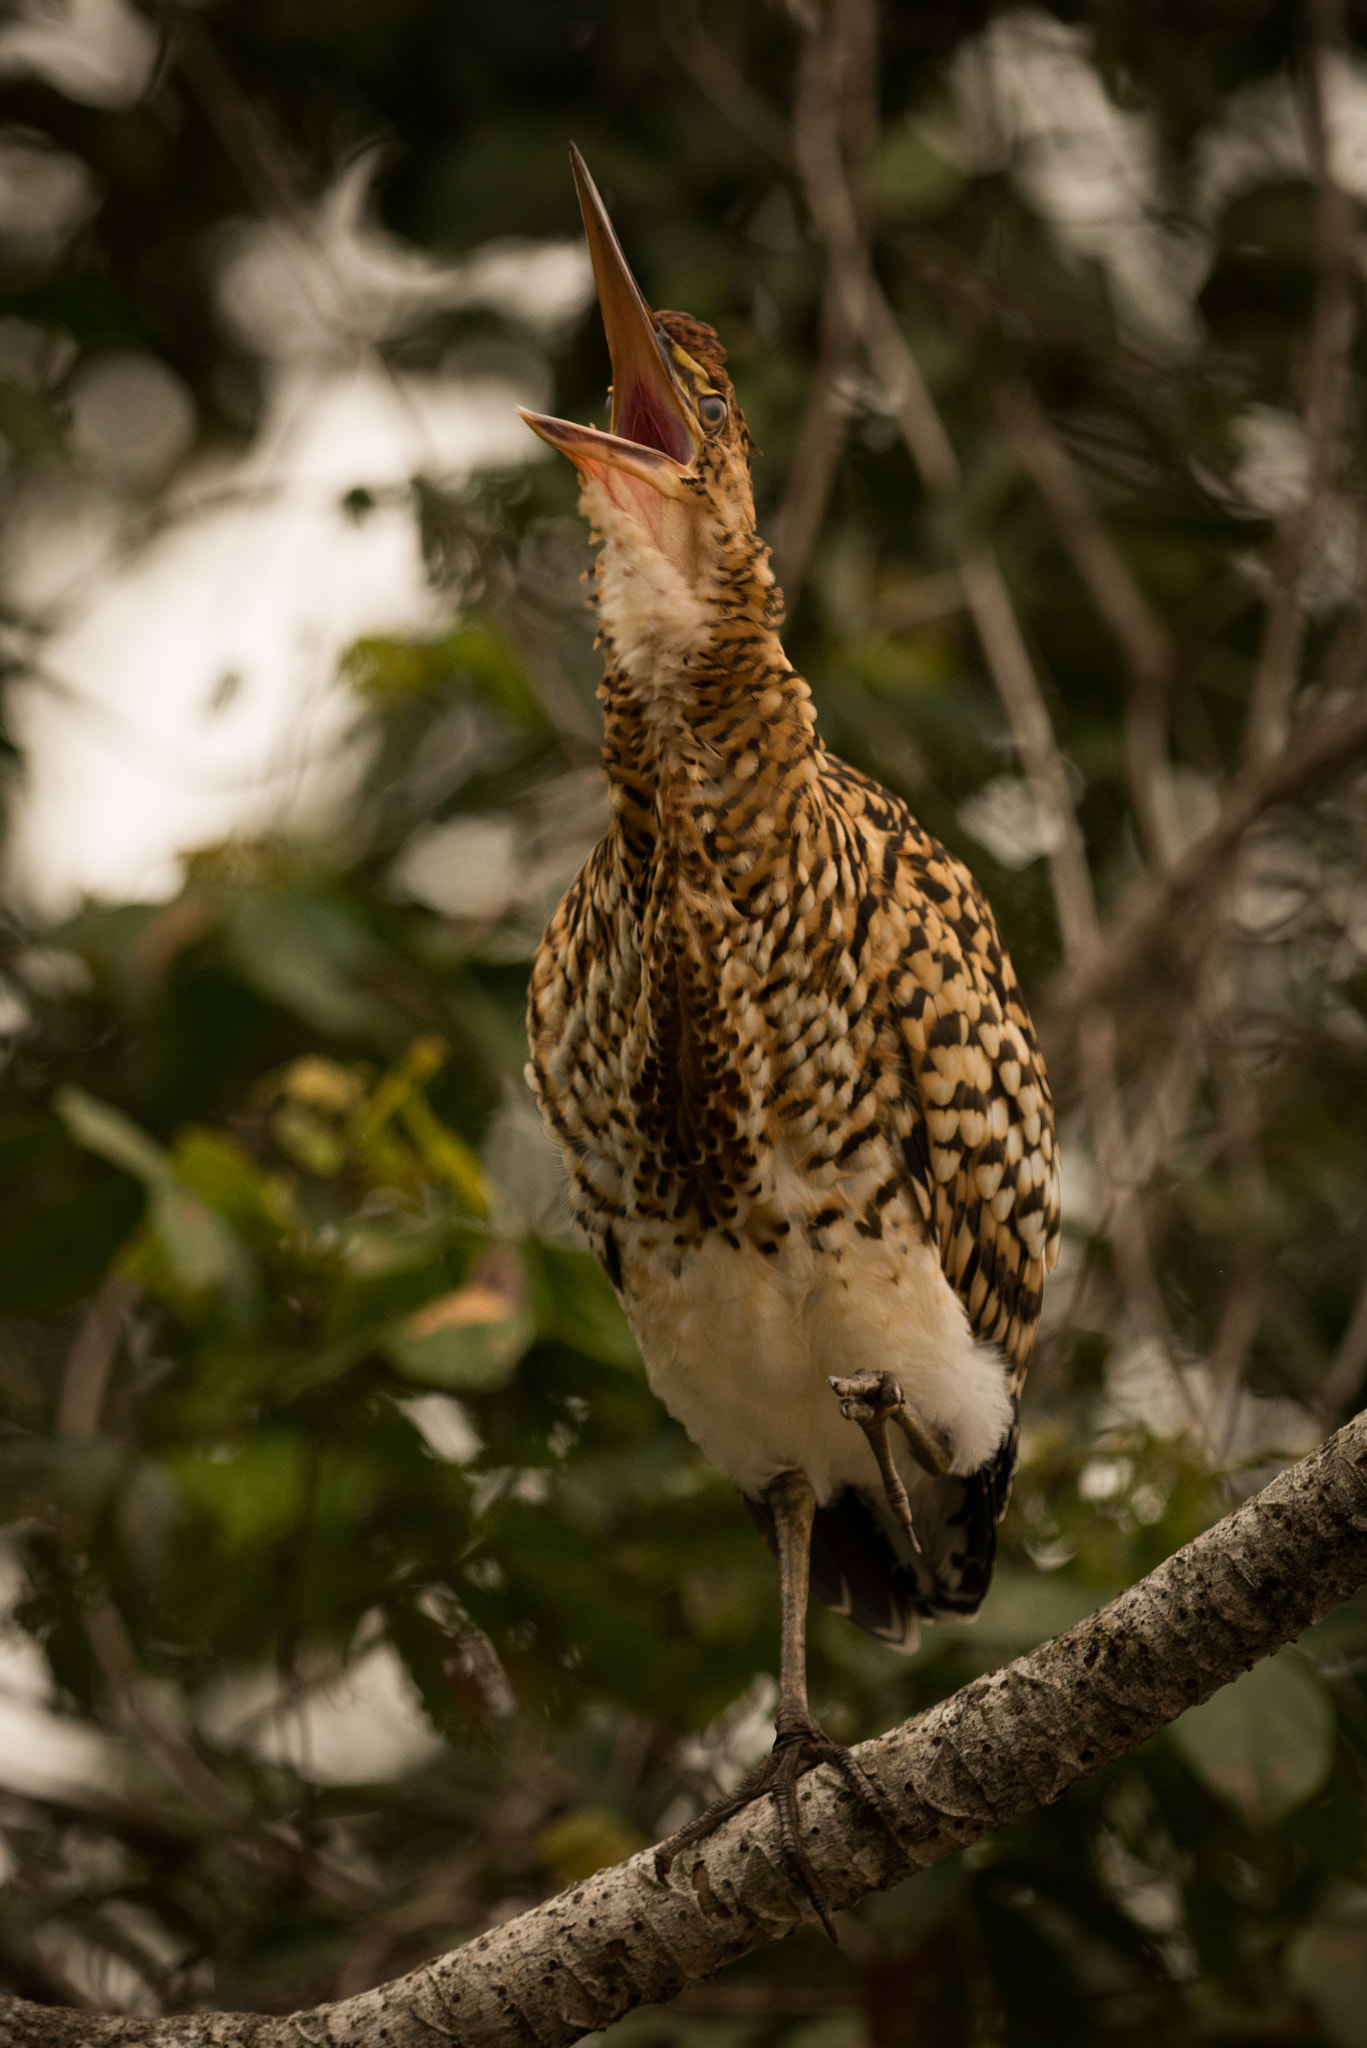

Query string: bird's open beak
[518,145,697,498]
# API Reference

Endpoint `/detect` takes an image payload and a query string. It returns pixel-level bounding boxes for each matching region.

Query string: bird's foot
[654,1715,904,1943]
[827,1372,952,1553]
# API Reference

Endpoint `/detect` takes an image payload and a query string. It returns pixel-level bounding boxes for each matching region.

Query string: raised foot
[654,1716,905,1943]
[828,1371,952,1552]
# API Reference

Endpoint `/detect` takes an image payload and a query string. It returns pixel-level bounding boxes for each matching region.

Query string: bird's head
[519,148,777,688]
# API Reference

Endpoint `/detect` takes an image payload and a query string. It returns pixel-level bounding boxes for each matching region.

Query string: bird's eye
[698,393,727,432]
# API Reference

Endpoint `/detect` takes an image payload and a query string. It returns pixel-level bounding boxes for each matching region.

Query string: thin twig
[51,1291,402,1918]
[56,1284,240,1821]
[787,0,1187,1382]
[1076,1014,1176,1338]
[954,549,1098,957]
[769,279,858,596]
[1206,1047,1270,1443]
[1318,1269,1367,1423]
[651,0,842,602]
[858,254,958,492]
[80,1599,238,1821]
[55,1276,137,1443]
[154,5,314,238]
[998,378,1180,869]
[656,0,794,166]
[791,0,1097,956]
[1319,516,1367,700]
[1044,692,1367,1040]
[1244,0,1357,764]
[1125,942,1226,1191]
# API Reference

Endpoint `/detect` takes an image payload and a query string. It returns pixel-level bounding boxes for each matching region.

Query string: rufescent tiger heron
[520,148,1060,1938]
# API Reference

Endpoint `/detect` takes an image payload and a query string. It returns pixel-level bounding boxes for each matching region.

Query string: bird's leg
[827,1372,952,1552]
[653,1469,905,1942]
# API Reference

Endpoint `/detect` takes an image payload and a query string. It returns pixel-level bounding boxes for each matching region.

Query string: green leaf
[172,1126,297,1240]
[220,892,399,1042]
[168,1433,311,1549]
[55,1085,167,1183]
[1169,1648,1335,1825]
[1289,1923,1367,2048]
[342,616,548,734]
[382,1282,533,1390]
[440,617,549,732]
[148,1180,254,1301]
[343,635,440,696]
[57,1086,256,1311]
[521,1241,641,1371]
[399,1093,489,1216]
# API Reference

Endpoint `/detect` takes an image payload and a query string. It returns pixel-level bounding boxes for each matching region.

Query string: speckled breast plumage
[526,616,1061,1641]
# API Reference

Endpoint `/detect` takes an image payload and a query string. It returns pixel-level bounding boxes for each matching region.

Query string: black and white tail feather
[745,1394,1020,1652]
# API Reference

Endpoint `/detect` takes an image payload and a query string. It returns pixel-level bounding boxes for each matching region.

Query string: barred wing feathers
[808,758,1060,1642]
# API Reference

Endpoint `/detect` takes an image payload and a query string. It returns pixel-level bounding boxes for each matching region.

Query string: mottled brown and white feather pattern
[526,325,1058,1631]
[530,745,1059,1343]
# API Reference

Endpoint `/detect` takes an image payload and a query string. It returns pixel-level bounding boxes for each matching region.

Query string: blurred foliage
[3,0,1367,2042]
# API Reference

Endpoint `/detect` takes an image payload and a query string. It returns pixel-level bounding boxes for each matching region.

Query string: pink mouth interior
[617,378,692,463]
[578,455,674,555]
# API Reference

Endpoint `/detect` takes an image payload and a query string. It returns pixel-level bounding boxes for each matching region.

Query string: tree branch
[56,1276,242,1821]
[1043,692,1367,1043]
[6,1410,1367,2045]
[769,273,858,598]
[997,378,1181,871]
[1318,1269,1367,1424]
[56,1275,137,1445]
[656,0,794,168]
[1243,0,1356,766]
[789,0,1098,960]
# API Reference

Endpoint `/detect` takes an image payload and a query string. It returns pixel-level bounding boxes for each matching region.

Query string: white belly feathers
[614,1147,1014,1503]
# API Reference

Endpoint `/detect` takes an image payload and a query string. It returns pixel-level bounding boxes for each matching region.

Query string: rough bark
[5,1410,1367,2047]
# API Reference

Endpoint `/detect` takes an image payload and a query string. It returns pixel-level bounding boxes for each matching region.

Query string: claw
[655,1717,905,1943]
[828,1372,952,1476]
[839,1394,920,1551]
[893,1406,953,1477]
[827,1372,952,1550]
